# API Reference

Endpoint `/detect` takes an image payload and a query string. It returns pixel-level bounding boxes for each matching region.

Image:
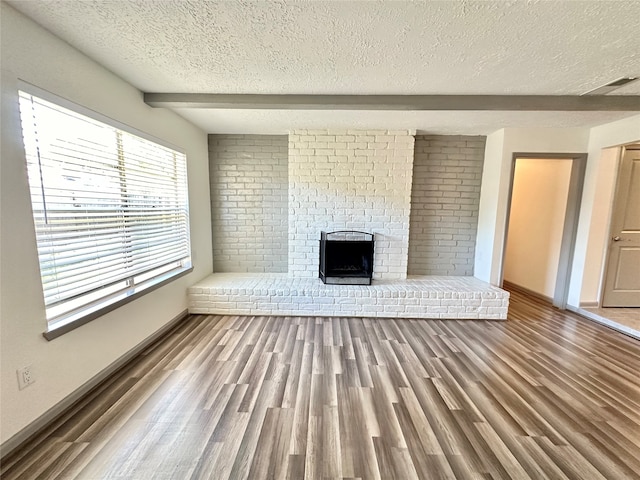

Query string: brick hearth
[188,274,509,320]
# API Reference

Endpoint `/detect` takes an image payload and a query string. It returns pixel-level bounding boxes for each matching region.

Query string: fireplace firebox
[319,231,374,285]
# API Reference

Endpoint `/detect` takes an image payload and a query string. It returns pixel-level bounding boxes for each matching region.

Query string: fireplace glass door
[319,231,374,285]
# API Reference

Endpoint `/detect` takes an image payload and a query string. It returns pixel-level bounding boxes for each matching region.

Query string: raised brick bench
[188,274,509,320]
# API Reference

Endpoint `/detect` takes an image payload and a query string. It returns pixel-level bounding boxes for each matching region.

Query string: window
[19,89,192,336]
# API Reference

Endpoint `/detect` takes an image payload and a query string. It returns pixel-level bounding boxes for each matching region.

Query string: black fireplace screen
[319,231,374,285]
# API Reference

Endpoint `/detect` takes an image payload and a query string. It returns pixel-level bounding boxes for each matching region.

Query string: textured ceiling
[8,0,640,134]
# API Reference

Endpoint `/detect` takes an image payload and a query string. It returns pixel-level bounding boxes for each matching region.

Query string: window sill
[43,266,193,341]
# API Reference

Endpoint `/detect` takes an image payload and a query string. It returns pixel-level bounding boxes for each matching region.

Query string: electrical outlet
[17,365,35,390]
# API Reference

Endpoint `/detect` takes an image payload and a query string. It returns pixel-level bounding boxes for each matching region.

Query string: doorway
[501,154,587,309]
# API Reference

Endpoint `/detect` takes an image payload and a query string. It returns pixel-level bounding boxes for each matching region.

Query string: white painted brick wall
[288,129,415,280]
[408,135,486,275]
[209,135,288,273]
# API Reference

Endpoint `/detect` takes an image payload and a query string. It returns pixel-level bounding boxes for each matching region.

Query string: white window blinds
[19,91,191,324]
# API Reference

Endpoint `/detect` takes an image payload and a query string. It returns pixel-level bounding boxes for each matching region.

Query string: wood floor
[2,289,640,479]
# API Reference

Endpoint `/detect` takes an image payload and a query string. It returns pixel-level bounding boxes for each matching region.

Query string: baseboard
[0,309,190,459]
[579,301,599,308]
[502,281,553,304]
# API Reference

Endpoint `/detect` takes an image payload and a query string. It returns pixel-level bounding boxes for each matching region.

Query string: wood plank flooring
[2,289,640,479]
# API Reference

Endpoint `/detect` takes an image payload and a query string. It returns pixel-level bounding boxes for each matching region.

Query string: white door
[602,147,640,307]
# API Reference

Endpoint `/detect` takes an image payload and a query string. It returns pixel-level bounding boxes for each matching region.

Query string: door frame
[500,153,587,309]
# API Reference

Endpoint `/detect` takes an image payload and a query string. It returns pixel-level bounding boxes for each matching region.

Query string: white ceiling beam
[144,93,640,111]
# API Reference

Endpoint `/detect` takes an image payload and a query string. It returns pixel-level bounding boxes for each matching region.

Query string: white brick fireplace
[288,129,415,279]
[189,129,510,320]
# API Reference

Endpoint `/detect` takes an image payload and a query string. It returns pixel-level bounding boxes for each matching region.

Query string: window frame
[18,83,193,340]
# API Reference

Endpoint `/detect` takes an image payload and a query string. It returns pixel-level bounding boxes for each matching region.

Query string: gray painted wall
[408,135,486,275]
